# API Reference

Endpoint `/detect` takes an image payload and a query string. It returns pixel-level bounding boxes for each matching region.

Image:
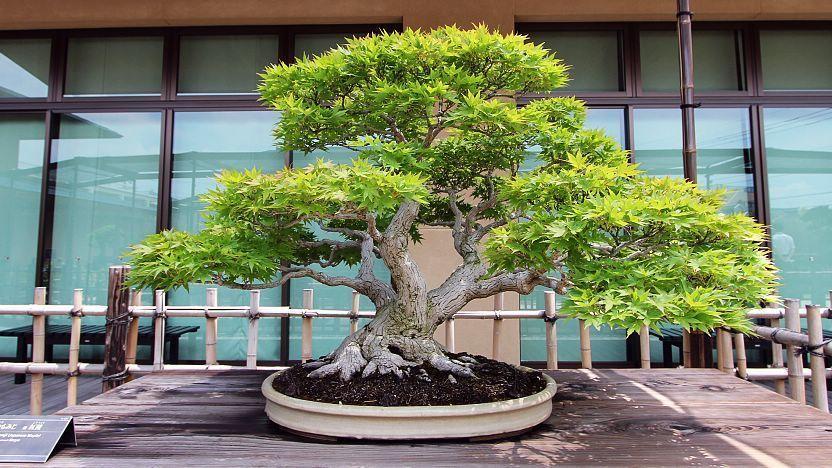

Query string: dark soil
[272,352,547,406]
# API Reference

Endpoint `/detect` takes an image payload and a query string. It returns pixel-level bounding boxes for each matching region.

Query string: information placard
[0,415,76,463]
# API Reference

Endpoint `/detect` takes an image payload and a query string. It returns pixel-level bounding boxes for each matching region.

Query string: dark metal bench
[650,324,832,368]
[1,324,199,384]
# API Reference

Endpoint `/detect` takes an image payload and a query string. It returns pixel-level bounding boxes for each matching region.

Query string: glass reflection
[65,37,163,97]
[178,35,280,95]
[0,39,50,98]
[761,31,832,91]
[520,108,628,363]
[765,108,832,306]
[633,107,754,215]
[289,146,390,360]
[526,31,622,92]
[640,30,745,92]
[170,110,283,362]
[294,34,353,59]
[49,112,161,305]
[0,114,44,357]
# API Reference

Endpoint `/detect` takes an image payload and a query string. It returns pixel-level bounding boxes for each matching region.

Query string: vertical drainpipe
[677,0,710,368]
[677,0,697,183]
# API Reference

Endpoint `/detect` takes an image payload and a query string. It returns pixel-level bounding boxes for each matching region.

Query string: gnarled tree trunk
[302,202,552,381]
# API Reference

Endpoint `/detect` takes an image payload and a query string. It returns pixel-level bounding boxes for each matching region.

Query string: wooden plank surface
[30,369,832,466]
[0,375,100,415]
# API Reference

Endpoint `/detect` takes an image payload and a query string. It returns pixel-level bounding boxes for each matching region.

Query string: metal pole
[677,0,697,184]
[677,0,710,368]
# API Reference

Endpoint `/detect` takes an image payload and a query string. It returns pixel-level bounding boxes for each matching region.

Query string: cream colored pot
[261,368,556,440]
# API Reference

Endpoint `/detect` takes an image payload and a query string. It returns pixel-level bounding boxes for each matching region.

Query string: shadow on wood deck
[16,368,831,466]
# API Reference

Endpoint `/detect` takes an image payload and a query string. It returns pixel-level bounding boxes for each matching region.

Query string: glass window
[520,108,626,172]
[170,110,283,362]
[765,108,832,306]
[632,108,754,215]
[640,30,745,92]
[178,35,280,95]
[760,30,832,91]
[294,34,352,59]
[288,247,388,361]
[288,146,390,360]
[0,114,44,357]
[526,31,622,92]
[65,37,163,97]
[520,108,629,363]
[0,39,51,98]
[585,107,626,144]
[48,112,161,305]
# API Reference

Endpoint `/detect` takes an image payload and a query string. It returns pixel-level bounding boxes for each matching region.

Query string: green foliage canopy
[126,26,777,334]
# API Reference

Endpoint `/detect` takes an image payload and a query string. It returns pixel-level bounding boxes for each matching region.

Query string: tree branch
[279,266,395,306]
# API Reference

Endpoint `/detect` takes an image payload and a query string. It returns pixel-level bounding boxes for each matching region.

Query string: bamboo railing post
[153,290,166,371]
[682,329,691,368]
[579,319,592,369]
[246,290,261,369]
[445,317,456,353]
[734,332,748,379]
[205,288,218,365]
[544,291,558,370]
[30,286,46,415]
[125,289,141,377]
[716,328,725,371]
[492,293,504,361]
[301,289,314,363]
[784,298,806,404]
[806,304,829,412]
[102,266,131,391]
[720,328,734,373]
[770,313,786,395]
[67,288,83,406]
[639,325,651,369]
[350,291,360,335]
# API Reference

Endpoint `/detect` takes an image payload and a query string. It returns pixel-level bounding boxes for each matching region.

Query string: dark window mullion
[748,23,765,96]
[163,31,179,101]
[157,108,174,232]
[48,33,67,103]
[34,111,58,294]
[750,105,771,243]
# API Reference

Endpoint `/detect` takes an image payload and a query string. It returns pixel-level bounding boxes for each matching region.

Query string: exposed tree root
[307,342,367,381]
[304,332,479,381]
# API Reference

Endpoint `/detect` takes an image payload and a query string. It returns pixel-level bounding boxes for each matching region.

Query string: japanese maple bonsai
[126,27,776,392]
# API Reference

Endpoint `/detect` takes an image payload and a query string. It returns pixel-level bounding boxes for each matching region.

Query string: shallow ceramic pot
[261,367,556,440]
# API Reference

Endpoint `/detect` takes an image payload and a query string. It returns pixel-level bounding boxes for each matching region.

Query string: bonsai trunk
[305,298,475,381]
[305,202,478,381]
[303,201,544,381]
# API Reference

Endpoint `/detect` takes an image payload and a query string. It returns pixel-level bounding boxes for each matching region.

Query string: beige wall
[2,0,832,30]
[412,227,522,365]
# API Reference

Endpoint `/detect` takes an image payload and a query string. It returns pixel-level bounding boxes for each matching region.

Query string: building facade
[1,1,831,366]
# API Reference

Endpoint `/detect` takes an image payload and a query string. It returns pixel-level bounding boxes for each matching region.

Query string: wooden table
[36,368,832,466]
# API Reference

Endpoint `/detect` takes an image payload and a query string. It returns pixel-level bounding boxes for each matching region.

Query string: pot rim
[261,365,556,417]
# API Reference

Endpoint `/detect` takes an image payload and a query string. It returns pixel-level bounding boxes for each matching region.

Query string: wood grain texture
[33,369,832,466]
[102,266,130,391]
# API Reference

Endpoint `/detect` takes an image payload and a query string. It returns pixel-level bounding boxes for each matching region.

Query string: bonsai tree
[127,26,776,381]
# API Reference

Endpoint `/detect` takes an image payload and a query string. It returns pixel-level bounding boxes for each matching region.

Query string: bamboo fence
[0,266,830,415]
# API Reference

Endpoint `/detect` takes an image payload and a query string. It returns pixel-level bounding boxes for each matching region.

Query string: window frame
[753,22,832,97]
[0,24,399,365]
[517,20,832,367]
[3,21,832,365]
[516,23,630,99]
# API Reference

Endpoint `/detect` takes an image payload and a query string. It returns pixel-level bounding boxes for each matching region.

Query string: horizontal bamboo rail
[2,268,831,414]
[744,367,832,381]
